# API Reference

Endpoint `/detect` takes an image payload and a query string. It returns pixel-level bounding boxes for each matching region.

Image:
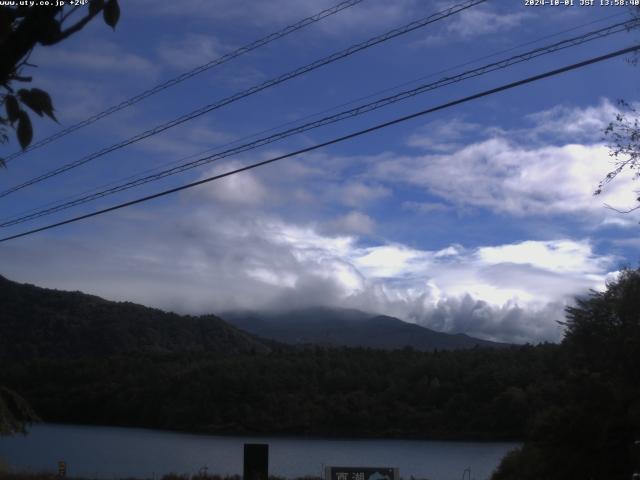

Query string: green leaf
[38,16,62,46]
[89,0,105,15]
[17,110,33,150]
[17,88,57,121]
[5,95,19,123]
[0,8,12,40]
[103,0,120,29]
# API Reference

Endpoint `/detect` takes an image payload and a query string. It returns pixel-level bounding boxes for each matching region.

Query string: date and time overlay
[525,0,640,6]
[1,0,640,8]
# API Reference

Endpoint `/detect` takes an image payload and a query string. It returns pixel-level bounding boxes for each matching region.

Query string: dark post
[633,440,640,479]
[244,443,268,480]
[57,460,67,478]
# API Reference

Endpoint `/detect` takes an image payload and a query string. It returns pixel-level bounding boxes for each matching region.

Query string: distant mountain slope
[0,275,271,360]
[223,307,507,351]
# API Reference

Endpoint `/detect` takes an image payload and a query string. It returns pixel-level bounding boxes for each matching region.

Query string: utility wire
[0,0,486,199]
[5,8,621,225]
[1,18,636,228]
[5,6,625,226]
[1,44,637,244]
[0,7,628,227]
[2,0,365,164]
[1,18,632,226]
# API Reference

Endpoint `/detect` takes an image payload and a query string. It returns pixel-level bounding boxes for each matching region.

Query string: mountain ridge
[0,274,272,360]
[0,275,507,361]
[222,306,508,351]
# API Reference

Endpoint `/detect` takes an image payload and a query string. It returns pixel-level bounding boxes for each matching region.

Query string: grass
[0,473,324,480]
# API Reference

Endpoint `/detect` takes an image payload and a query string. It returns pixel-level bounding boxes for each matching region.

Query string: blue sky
[1,0,639,343]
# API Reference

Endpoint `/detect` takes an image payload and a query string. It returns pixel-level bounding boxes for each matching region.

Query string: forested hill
[0,275,271,360]
[0,274,505,361]
[223,307,507,351]
[1,345,563,440]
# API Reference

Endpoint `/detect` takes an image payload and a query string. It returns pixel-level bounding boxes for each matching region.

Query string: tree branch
[53,8,101,44]
[60,5,81,24]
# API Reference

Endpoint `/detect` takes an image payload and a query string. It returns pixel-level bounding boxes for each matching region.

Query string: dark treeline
[0,274,271,361]
[0,473,309,480]
[1,344,561,440]
[492,268,640,480]
[2,269,639,479]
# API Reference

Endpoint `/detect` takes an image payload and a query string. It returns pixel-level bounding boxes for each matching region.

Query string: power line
[2,18,632,226]
[10,4,623,225]
[0,0,486,199]
[5,8,621,225]
[1,43,637,244]
[2,18,636,228]
[2,0,365,164]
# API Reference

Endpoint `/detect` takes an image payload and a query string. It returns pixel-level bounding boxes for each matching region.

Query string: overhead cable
[0,0,486,198]
[2,0,366,164]
[1,43,637,243]
[2,18,636,227]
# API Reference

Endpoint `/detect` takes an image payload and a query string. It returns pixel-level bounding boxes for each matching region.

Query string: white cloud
[326,210,376,235]
[612,237,640,248]
[0,98,630,345]
[407,117,481,152]
[402,201,451,214]
[197,161,270,206]
[371,102,640,224]
[435,245,463,258]
[142,26,265,86]
[131,121,234,158]
[134,0,420,34]
[157,34,227,71]
[33,76,113,123]
[34,40,158,77]
[336,181,391,207]
[476,240,611,275]
[354,244,429,278]
[522,99,619,144]
[445,7,530,38]
[416,5,530,46]
[0,198,616,344]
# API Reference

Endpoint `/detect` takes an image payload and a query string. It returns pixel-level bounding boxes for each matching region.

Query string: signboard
[244,443,268,480]
[325,466,399,480]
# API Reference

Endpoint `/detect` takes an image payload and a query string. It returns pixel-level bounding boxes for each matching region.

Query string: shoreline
[25,421,524,444]
[1,424,517,480]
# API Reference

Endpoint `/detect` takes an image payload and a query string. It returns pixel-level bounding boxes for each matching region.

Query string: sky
[1,0,639,343]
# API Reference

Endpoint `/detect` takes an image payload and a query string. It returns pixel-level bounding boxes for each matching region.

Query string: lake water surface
[0,424,518,480]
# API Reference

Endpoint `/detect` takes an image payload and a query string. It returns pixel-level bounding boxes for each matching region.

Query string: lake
[0,424,518,480]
